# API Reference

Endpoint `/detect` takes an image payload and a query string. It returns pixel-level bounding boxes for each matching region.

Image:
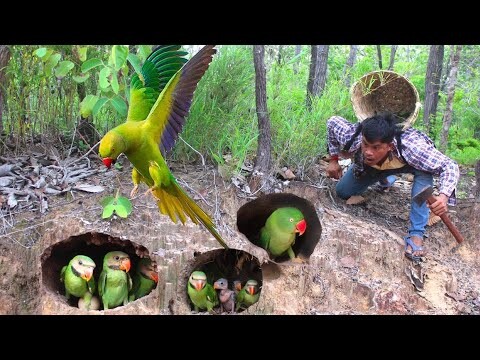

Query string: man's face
[361,136,393,166]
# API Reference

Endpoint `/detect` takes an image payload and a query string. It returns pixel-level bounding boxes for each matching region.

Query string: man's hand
[326,160,343,179]
[428,193,449,216]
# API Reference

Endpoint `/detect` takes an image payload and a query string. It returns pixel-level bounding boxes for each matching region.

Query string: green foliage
[449,138,480,165]
[101,191,133,219]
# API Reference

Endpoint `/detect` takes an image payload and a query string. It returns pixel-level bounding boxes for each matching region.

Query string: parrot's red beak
[247,285,255,296]
[102,157,115,168]
[81,269,93,282]
[150,272,159,283]
[120,258,131,273]
[195,280,205,291]
[235,282,242,291]
[296,219,307,236]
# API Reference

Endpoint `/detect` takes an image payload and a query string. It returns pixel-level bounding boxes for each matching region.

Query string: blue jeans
[336,164,433,238]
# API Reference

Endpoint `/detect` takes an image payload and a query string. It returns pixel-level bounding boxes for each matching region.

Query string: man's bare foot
[405,235,426,258]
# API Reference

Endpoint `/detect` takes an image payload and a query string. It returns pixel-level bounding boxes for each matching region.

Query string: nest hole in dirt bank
[187,248,263,313]
[40,232,158,309]
[236,193,322,263]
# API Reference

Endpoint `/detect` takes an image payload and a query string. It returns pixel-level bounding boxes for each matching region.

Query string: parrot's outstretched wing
[127,45,189,122]
[144,45,217,155]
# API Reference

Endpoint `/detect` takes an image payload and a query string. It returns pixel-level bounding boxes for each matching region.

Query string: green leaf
[34,48,48,58]
[115,205,128,218]
[72,73,90,83]
[116,196,132,215]
[45,53,61,77]
[100,195,115,207]
[99,67,111,89]
[54,60,75,79]
[81,58,103,73]
[112,45,129,71]
[138,45,152,61]
[78,47,88,62]
[127,53,142,75]
[92,97,109,116]
[110,95,128,117]
[102,204,115,219]
[114,162,123,170]
[111,72,119,94]
[80,94,99,118]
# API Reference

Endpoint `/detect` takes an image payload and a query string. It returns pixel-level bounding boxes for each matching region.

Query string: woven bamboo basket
[350,70,421,130]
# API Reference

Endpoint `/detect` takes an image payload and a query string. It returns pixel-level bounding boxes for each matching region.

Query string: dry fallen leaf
[346,195,366,205]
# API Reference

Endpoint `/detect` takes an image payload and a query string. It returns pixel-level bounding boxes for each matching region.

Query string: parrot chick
[129,257,159,301]
[98,251,132,310]
[187,270,218,313]
[235,279,260,312]
[60,255,96,309]
[213,278,235,314]
[259,207,306,260]
[78,295,101,311]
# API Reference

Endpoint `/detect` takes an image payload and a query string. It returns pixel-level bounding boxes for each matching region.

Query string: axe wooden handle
[427,197,464,244]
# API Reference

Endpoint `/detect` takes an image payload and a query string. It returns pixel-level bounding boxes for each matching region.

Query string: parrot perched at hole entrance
[235,279,260,312]
[60,255,96,310]
[258,207,307,260]
[129,257,159,301]
[98,251,132,310]
[213,278,235,314]
[187,270,218,313]
[98,45,227,250]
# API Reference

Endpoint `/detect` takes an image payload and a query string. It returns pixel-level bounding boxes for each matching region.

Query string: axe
[412,185,464,244]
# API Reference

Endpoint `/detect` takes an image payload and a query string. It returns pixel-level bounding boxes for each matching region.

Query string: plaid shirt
[327,116,460,205]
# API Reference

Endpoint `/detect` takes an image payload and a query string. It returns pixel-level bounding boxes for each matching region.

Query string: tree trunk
[376,45,383,69]
[0,45,11,135]
[277,45,284,65]
[423,45,444,136]
[475,160,480,199]
[439,45,462,153]
[344,45,358,88]
[306,45,329,110]
[388,45,398,70]
[293,45,301,75]
[252,45,272,178]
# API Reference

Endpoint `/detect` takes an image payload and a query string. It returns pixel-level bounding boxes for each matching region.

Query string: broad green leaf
[80,94,99,118]
[102,204,115,219]
[115,205,129,218]
[111,72,119,94]
[112,45,128,71]
[110,95,128,117]
[45,53,61,77]
[99,67,111,89]
[116,196,132,215]
[34,48,48,58]
[72,73,90,83]
[81,58,103,72]
[92,97,109,116]
[54,60,75,79]
[100,195,115,207]
[127,53,142,75]
[78,47,88,62]
[138,45,152,61]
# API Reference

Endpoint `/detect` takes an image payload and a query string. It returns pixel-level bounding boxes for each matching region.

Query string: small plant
[101,190,132,219]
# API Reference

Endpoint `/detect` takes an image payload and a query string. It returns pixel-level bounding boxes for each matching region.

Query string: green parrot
[129,257,159,301]
[98,251,132,310]
[235,279,260,312]
[98,45,227,250]
[258,207,307,260]
[60,255,96,310]
[187,270,218,313]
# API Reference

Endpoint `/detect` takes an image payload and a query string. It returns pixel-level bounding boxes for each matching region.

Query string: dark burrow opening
[187,249,263,314]
[40,232,158,310]
[236,193,322,263]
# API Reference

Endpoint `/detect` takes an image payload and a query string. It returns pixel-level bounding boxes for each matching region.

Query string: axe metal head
[412,185,434,206]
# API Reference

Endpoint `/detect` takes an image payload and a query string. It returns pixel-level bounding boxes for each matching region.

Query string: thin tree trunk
[344,45,358,88]
[252,45,272,176]
[376,45,383,69]
[475,160,480,199]
[388,45,398,70]
[277,45,284,65]
[423,45,444,136]
[0,45,11,135]
[293,45,301,75]
[306,45,329,110]
[439,45,462,153]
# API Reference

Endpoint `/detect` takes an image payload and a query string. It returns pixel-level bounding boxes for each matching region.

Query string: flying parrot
[258,207,307,260]
[60,255,97,310]
[187,270,218,313]
[235,279,260,312]
[98,45,228,249]
[98,251,132,310]
[129,257,159,301]
[213,278,235,314]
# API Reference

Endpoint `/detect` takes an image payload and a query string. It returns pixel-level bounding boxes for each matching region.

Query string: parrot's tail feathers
[151,182,228,249]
